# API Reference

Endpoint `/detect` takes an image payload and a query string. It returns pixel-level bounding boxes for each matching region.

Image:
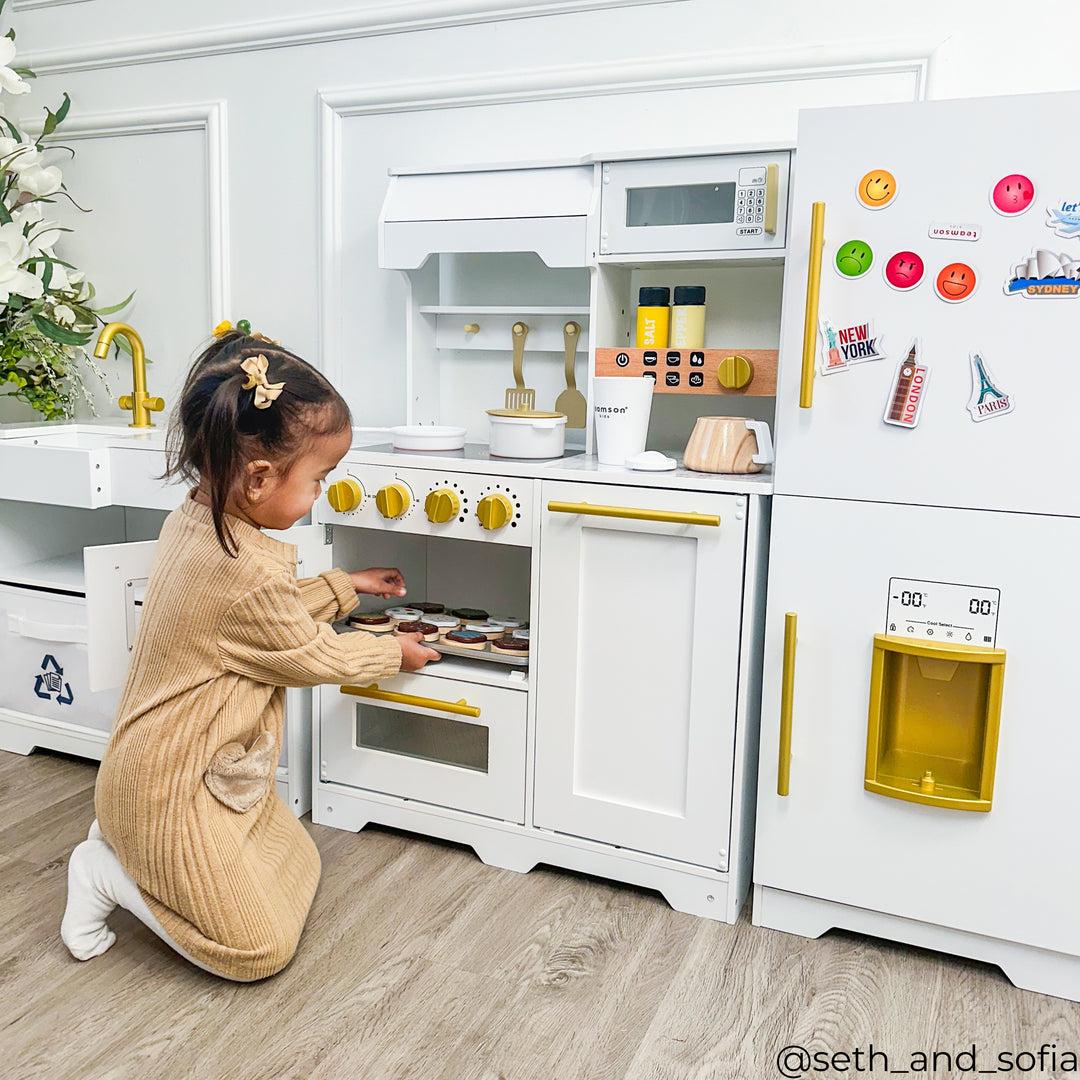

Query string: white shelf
[597,252,787,268]
[0,552,86,594]
[418,306,589,316]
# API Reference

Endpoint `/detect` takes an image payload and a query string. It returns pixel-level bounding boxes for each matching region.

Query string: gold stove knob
[476,492,513,531]
[375,483,410,519]
[425,488,460,523]
[717,354,754,390]
[326,478,363,513]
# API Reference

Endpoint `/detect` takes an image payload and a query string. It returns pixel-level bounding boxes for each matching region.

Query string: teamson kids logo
[818,317,885,374]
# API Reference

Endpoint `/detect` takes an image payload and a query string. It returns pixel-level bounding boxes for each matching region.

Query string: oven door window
[356,704,489,773]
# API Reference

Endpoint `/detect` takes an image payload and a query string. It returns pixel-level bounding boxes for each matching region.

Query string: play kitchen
[754,89,1080,1001]
[310,147,787,921]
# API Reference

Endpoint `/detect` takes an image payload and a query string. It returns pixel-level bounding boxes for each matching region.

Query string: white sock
[61,820,254,980]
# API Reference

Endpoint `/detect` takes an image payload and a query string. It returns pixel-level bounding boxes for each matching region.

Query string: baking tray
[430,641,529,667]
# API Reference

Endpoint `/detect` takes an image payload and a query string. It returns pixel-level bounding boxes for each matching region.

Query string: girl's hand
[350,567,407,599]
[398,633,440,672]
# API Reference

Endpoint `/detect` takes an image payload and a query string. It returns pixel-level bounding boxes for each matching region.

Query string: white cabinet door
[756,494,1080,955]
[534,481,747,868]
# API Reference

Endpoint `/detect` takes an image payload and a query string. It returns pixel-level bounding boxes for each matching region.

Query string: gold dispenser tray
[865,634,1005,812]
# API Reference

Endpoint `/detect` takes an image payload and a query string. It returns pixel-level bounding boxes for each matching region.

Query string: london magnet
[883,342,928,429]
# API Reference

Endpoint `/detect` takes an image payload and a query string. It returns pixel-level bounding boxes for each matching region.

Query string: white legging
[61,820,255,981]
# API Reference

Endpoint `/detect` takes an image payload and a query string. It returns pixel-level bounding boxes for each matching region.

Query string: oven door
[320,672,527,823]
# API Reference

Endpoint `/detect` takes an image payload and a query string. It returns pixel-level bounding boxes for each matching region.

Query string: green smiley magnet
[835,240,874,279]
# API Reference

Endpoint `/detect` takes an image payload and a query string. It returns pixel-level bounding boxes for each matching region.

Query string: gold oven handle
[799,202,825,410]
[777,612,797,796]
[547,501,720,528]
[340,684,481,719]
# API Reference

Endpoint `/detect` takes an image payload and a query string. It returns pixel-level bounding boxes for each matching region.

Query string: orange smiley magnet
[857,169,897,210]
[935,262,977,303]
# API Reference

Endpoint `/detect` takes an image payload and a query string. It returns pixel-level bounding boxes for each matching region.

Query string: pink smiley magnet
[883,251,925,291]
[991,174,1036,217]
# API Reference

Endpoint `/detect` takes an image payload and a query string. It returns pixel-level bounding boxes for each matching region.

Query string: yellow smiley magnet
[857,169,897,210]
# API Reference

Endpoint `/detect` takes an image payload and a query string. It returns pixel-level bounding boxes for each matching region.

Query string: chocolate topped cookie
[451,607,489,621]
[413,602,445,614]
[348,612,394,633]
[491,634,529,655]
[443,629,488,650]
[394,620,440,641]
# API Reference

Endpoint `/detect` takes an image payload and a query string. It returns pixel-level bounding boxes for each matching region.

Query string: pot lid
[486,409,566,419]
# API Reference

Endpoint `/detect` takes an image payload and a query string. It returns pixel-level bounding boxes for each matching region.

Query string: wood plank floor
[4,748,1080,1080]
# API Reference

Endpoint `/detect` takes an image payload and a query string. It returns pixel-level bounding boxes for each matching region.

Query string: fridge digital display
[886,577,1000,646]
[626,182,736,227]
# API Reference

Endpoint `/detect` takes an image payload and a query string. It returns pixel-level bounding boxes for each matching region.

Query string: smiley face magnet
[835,239,874,279]
[857,169,896,210]
[935,261,977,303]
[883,251,925,291]
[990,173,1036,217]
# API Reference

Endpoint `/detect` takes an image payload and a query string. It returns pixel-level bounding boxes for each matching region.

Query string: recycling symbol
[34,654,74,706]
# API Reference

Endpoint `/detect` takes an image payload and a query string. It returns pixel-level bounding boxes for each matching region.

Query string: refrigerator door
[774,91,1080,516]
[755,494,1080,955]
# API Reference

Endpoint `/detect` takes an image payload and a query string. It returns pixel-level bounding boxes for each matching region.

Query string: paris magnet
[966,352,1014,422]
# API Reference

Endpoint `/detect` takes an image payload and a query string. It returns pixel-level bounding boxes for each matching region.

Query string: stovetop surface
[354,442,584,463]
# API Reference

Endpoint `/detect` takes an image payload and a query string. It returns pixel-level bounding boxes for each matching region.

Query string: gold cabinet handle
[778,612,797,796]
[799,202,825,410]
[341,683,481,718]
[547,501,720,527]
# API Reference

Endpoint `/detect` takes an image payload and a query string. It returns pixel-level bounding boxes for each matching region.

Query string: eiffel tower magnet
[967,352,1014,422]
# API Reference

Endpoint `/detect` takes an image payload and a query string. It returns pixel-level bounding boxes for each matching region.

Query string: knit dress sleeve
[296,568,359,623]
[219,572,401,687]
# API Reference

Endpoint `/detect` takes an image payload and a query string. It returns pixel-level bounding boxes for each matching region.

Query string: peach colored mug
[682,416,774,474]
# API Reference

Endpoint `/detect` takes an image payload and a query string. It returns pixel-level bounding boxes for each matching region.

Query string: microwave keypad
[736,185,765,226]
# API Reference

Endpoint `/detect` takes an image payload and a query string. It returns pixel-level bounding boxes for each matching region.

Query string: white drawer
[320,670,526,823]
[0,582,121,733]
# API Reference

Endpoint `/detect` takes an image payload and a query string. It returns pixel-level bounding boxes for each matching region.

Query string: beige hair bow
[239,354,285,409]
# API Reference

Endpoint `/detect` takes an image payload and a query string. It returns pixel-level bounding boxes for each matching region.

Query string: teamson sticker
[818,317,886,374]
[883,341,928,429]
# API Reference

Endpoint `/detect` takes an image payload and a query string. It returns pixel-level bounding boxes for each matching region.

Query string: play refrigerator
[753,90,1080,1000]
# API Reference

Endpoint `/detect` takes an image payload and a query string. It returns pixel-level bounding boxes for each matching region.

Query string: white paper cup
[592,376,655,466]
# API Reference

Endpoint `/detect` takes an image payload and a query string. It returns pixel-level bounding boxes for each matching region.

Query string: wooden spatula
[504,322,534,411]
[555,321,585,427]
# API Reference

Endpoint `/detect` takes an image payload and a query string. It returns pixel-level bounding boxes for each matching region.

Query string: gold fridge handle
[778,612,797,796]
[340,683,481,719]
[547,501,720,528]
[799,202,825,410]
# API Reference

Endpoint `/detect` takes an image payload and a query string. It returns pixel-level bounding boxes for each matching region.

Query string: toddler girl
[61,327,439,980]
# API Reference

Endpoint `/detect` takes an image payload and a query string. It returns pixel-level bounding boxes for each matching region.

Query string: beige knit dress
[95,496,402,980]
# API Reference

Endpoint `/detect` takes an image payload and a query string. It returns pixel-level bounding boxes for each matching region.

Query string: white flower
[52,303,75,325]
[0,220,42,303]
[0,38,31,97]
[17,163,62,196]
[0,136,37,171]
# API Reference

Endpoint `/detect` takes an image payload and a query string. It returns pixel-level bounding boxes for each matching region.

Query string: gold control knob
[375,483,410,519]
[327,478,363,513]
[476,492,513,531]
[425,488,460,524]
[717,354,754,391]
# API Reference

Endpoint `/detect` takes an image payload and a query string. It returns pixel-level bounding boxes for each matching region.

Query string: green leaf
[4,28,13,42]
[93,290,134,316]
[40,261,52,290]
[32,315,91,346]
[13,68,35,79]
[42,110,57,138]
[54,93,70,126]
[0,116,19,141]
[0,200,12,226]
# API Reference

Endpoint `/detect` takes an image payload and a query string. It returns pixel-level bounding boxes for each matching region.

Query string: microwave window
[626,182,736,227]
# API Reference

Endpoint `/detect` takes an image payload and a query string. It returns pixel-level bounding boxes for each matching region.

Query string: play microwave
[598,151,790,256]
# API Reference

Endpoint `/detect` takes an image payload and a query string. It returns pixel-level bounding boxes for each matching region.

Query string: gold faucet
[93,322,164,428]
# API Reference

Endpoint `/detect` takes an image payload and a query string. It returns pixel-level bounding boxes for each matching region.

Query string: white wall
[1,0,1072,427]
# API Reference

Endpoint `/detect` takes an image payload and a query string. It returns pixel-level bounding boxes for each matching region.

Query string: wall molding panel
[18,0,681,76]
[317,44,932,387]
[57,102,231,327]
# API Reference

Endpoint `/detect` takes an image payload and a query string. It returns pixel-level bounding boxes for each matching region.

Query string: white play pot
[388,425,466,451]
[486,410,567,459]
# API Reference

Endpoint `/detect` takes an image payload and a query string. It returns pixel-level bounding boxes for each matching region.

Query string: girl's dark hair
[166,330,351,556]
